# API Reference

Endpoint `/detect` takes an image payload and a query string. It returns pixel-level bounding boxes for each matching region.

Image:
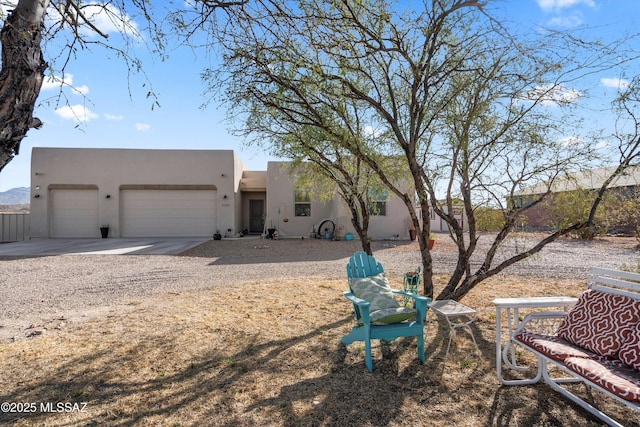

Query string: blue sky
[0,0,638,192]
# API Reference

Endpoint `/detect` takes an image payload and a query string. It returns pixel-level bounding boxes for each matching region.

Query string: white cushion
[350,273,416,324]
[349,273,399,312]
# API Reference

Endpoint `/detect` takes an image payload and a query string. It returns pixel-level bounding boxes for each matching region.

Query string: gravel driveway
[1,234,637,342]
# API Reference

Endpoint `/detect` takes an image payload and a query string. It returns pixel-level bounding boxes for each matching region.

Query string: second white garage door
[121,189,217,237]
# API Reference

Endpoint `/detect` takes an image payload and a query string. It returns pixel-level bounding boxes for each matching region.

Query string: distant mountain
[0,187,30,205]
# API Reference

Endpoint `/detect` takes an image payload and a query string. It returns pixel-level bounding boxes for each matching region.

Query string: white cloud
[561,137,609,151]
[537,0,596,13]
[54,105,99,122]
[528,84,581,106]
[76,3,141,38]
[135,123,151,131]
[363,125,384,138]
[600,77,630,90]
[6,1,139,38]
[559,135,583,147]
[547,14,583,27]
[41,73,90,96]
[105,113,124,121]
[73,85,90,95]
[42,75,67,91]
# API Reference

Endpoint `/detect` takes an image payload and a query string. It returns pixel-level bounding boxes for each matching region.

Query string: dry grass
[1,249,639,425]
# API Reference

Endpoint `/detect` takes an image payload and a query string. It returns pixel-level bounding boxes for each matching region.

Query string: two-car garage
[49,186,218,238]
[30,148,242,239]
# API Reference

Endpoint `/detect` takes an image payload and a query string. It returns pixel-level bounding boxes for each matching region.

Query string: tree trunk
[0,0,48,172]
[346,194,372,255]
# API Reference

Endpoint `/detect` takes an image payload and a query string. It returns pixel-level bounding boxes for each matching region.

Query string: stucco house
[30,148,453,239]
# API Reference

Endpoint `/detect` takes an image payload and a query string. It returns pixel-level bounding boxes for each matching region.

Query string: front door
[249,199,265,234]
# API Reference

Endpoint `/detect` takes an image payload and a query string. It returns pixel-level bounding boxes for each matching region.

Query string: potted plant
[100,224,109,239]
[428,233,436,250]
[267,221,276,239]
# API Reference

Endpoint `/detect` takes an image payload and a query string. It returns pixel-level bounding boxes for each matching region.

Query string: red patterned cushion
[515,332,599,362]
[619,322,640,371]
[556,290,640,357]
[564,357,640,403]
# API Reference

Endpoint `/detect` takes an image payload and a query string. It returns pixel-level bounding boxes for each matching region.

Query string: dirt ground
[0,234,638,426]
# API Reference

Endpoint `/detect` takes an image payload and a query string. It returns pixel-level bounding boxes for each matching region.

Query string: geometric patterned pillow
[349,273,399,312]
[619,322,640,370]
[556,290,640,357]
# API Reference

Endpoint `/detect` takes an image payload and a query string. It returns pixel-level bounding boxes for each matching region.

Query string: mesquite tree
[205,0,639,299]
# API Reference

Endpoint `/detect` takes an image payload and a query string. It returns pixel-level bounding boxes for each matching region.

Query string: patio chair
[341,251,431,371]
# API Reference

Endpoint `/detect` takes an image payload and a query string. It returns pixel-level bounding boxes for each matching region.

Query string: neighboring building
[30,148,459,239]
[510,165,640,230]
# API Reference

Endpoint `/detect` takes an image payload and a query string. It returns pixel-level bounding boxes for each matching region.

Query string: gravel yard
[1,233,637,342]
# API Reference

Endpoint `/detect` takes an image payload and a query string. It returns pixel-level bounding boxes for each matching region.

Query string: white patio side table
[428,299,479,359]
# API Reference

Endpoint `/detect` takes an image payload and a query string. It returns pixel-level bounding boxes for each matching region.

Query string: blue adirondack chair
[341,251,431,371]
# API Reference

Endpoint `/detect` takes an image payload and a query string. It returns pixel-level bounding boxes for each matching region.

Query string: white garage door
[121,189,217,237]
[51,189,100,238]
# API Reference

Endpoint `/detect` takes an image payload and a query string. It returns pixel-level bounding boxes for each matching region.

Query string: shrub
[474,207,506,232]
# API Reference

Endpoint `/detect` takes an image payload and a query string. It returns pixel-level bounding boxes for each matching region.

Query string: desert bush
[543,190,608,239]
[602,189,640,242]
[474,207,505,232]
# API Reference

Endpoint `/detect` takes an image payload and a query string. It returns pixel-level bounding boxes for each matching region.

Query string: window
[370,201,387,216]
[368,187,387,216]
[294,188,311,216]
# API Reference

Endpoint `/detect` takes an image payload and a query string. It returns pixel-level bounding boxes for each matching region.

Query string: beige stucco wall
[266,162,334,238]
[30,148,243,238]
[267,161,416,240]
[334,196,415,240]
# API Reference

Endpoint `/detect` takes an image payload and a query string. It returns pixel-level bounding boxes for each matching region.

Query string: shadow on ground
[1,314,630,426]
[180,238,417,265]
